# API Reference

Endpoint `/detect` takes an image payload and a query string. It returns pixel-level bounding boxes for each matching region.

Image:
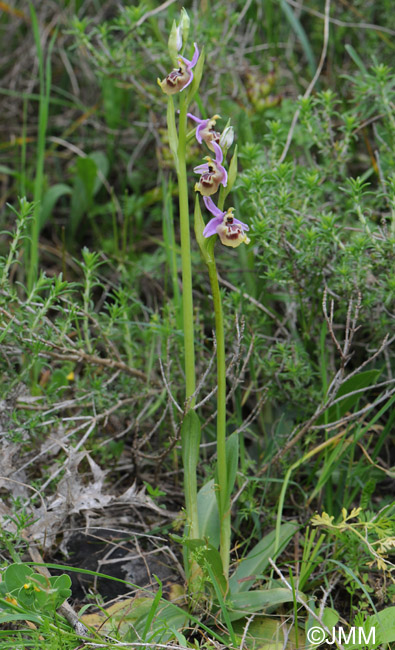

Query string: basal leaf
[197,479,220,548]
[229,522,298,593]
[229,588,297,621]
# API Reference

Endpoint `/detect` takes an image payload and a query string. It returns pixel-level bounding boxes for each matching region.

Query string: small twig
[218,273,289,336]
[194,333,217,406]
[0,306,153,384]
[134,0,178,27]
[239,614,255,650]
[35,344,151,383]
[319,576,341,618]
[268,558,345,650]
[357,442,394,477]
[278,0,331,163]
[231,388,268,439]
[310,386,395,430]
[158,358,183,413]
[284,0,395,36]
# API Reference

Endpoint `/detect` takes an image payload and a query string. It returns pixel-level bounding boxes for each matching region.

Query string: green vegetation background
[0,0,394,643]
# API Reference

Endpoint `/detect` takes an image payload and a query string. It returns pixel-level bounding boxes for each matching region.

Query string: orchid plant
[158,11,250,593]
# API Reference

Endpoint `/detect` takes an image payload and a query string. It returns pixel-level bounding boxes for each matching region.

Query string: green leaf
[229,588,297,621]
[0,164,18,176]
[233,615,303,649]
[50,574,71,591]
[229,522,298,593]
[345,44,369,75]
[82,595,189,643]
[183,538,227,596]
[142,576,162,641]
[339,607,395,649]
[181,410,201,480]
[181,410,201,539]
[322,606,340,629]
[225,431,239,503]
[367,606,395,646]
[101,77,125,129]
[50,574,72,606]
[0,612,42,625]
[90,151,109,196]
[76,156,97,200]
[4,564,34,593]
[134,600,189,644]
[279,0,316,78]
[214,432,239,509]
[223,145,238,200]
[40,183,72,230]
[166,96,178,171]
[205,560,237,646]
[197,479,220,548]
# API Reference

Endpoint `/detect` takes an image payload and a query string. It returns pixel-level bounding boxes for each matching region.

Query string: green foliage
[311,506,395,606]
[0,564,71,615]
[0,1,395,647]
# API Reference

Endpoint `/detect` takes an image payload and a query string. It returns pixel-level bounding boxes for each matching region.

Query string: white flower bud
[219,126,234,150]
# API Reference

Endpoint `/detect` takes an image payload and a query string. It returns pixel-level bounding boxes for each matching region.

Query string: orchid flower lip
[187,113,222,150]
[159,43,199,94]
[202,196,250,242]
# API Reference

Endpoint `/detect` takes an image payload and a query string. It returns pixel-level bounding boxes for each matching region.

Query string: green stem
[177,94,196,410]
[28,5,53,291]
[206,241,230,579]
[167,95,199,554]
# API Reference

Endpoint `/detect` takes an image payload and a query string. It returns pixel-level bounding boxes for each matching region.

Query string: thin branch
[284,0,395,37]
[158,358,183,413]
[310,386,395,430]
[217,274,289,336]
[135,0,178,27]
[278,0,331,163]
[268,558,345,650]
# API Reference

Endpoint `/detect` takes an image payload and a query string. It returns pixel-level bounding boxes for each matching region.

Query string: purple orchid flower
[194,142,228,196]
[203,196,250,248]
[187,112,221,151]
[158,43,199,95]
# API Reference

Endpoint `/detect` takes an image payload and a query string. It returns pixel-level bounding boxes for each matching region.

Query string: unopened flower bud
[168,20,182,64]
[180,8,190,47]
[219,126,234,150]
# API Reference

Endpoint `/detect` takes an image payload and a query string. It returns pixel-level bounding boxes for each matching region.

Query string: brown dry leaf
[47,449,177,520]
[48,450,111,514]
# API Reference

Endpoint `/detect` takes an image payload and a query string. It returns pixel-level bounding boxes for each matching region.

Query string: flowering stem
[167,94,200,570]
[206,239,230,580]
[177,93,197,412]
[177,94,203,593]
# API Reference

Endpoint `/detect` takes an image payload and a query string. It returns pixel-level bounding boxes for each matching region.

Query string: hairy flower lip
[158,42,199,95]
[194,142,227,195]
[202,196,250,247]
[187,113,222,150]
